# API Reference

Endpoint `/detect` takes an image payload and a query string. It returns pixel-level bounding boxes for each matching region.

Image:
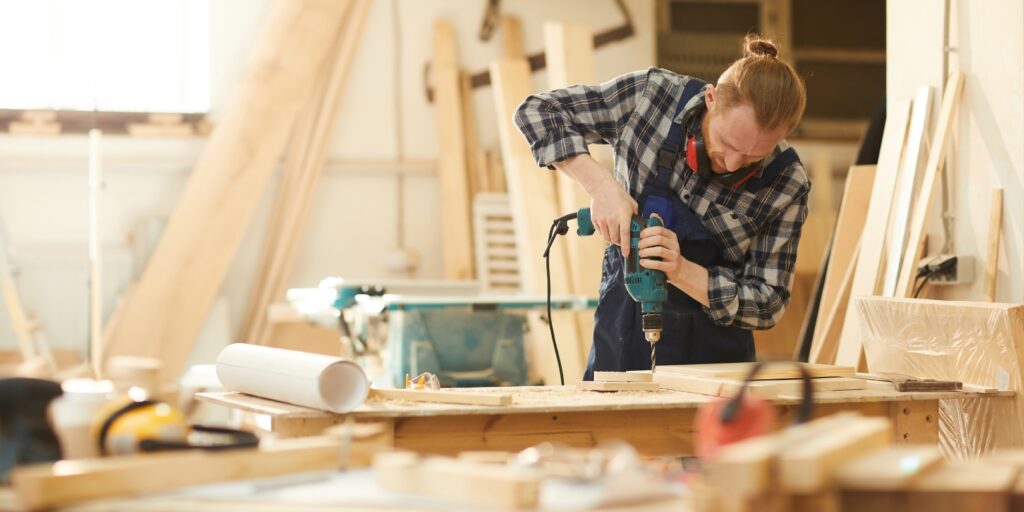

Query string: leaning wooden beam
[11,437,371,511]
[101,0,353,385]
[371,388,512,406]
[834,99,912,369]
[491,59,583,384]
[244,0,372,346]
[433,20,475,280]
[985,188,1004,302]
[894,73,965,298]
[544,21,606,369]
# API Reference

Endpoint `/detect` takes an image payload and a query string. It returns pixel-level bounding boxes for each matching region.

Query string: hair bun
[744,35,779,58]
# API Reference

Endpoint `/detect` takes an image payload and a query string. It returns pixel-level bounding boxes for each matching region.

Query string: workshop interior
[0,0,1022,510]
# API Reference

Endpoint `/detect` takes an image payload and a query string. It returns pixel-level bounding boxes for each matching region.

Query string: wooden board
[882,86,932,296]
[544,21,606,372]
[895,73,965,298]
[651,373,865,399]
[985,188,1004,302]
[835,99,913,369]
[778,416,892,493]
[656,362,855,380]
[491,58,583,384]
[809,165,876,363]
[100,0,353,386]
[433,20,475,280]
[375,451,540,509]
[10,436,375,510]
[242,0,370,347]
[811,241,862,365]
[576,380,660,392]
[595,371,653,382]
[833,445,943,491]
[371,388,512,406]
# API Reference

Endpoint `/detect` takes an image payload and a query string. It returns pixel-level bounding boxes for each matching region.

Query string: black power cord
[542,212,578,386]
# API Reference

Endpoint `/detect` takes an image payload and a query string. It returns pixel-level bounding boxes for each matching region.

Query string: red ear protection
[683,131,762,188]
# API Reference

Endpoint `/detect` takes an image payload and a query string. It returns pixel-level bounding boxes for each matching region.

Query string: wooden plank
[833,445,943,491]
[895,73,965,298]
[576,380,660,392]
[543,21,605,374]
[908,461,1018,512]
[243,0,371,347]
[705,413,858,497]
[500,16,525,59]
[595,371,653,382]
[985,188,1004,302]
[101,0,354,385]
[491,58,583,384]
[371,388,512,406]
[10,437,374,510]
[651,373,865,399]
[882,86,932,296]
[656,362,856,380]
[374,451,541,509]
[811,240,861,364]
[461,71,482,201]
[835,99,913,369]
[810,165,876,361]
[433,20,475,280]
[778,416,892,493]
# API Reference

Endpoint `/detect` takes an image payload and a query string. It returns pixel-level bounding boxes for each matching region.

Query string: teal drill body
[576,208,666,349]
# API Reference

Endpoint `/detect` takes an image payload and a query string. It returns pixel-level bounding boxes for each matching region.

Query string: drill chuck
[642,313,662,344]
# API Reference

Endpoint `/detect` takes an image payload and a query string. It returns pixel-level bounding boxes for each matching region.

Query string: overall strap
[655,78,707,183]
[741,147,801,192]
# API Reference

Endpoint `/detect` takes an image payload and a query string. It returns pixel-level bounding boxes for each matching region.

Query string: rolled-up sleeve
[704,186,809,329]
[513,69,648,169]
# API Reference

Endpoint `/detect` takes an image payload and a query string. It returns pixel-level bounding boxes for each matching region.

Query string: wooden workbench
[196,383,1013,457]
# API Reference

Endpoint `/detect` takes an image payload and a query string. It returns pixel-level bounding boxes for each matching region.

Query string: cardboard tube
[215,343,368,413]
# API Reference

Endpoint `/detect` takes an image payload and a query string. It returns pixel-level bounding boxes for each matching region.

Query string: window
[0,0,209,113]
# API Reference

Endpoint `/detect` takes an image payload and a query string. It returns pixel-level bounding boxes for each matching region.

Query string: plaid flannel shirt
[513,67,810,330]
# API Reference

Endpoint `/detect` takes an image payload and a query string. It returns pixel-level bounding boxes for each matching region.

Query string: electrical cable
[542,212,578,386]
[912,269,937,299]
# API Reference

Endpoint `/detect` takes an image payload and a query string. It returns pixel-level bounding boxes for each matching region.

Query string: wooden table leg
[889,400,939,444]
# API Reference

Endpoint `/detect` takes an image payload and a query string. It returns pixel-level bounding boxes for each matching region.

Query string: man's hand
[638,213,710,307]
[554,154,637,256]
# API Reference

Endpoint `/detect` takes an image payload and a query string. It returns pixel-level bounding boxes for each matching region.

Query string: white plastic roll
[215,343,369,413]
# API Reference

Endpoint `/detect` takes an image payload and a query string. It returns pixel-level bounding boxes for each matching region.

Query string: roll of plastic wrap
[215,343,369,413]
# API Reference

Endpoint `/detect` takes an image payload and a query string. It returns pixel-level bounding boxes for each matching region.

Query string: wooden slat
[812,241,861,364]
[656,362,855,380]
[544,21,606,376]
[651,373,865,399]
[244,0,370,347]
[11,437,372,510]
[895,73,965,298]
[576,380,660,392]
[500,16,525,60]
[985,188,1004,302]
[813,165,876,339]
[100,0,354,385]
[434,20,475,280]
[491,58,583,384]
[882,87,932,296]
[594,371,653,382]
[778,416,892,493]
[371,388,512,406]
[834,99,913,369]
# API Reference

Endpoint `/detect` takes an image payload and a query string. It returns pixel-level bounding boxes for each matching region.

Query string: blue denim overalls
[583,78,799,380]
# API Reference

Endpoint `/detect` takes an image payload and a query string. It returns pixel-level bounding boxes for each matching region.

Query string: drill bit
[650,343,656,374]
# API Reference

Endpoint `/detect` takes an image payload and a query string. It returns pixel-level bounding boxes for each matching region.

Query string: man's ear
[705,84,716,110]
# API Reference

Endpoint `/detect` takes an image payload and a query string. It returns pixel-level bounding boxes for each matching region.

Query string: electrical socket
[927,254,975,285]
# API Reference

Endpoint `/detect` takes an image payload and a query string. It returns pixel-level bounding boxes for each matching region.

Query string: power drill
[576,208,667,372]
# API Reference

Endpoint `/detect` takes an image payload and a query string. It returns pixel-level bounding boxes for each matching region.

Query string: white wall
[0,0,654,354]
[887,0,1024,303]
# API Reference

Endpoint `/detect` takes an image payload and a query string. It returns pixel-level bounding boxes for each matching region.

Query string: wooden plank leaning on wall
[101,0,354,386]
[834,100,912,369]
[243,0,372,348]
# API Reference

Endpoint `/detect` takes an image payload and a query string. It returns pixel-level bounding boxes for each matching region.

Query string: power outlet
[927,254,975,285]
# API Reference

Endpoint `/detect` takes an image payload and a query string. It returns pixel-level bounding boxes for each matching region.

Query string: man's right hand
[554,154,638,257]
